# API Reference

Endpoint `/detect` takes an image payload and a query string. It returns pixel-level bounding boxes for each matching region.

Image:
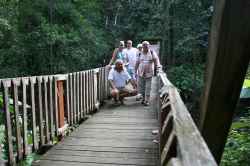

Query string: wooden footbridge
[1,1,250,165]
[0,67,217,166]
[34,77,160,166]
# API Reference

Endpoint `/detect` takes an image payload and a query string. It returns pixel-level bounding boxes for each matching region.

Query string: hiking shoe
[141,100,146,104]
[118,96,126,105]
[144,101,150,106]
[113,98,119,106]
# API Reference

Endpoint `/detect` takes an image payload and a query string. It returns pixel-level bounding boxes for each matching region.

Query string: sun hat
[137,44,142,48]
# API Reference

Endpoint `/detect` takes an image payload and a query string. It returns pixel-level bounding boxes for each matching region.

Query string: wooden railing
[0,67,110,165]
[0,66,219,165]
[157,71,218,166]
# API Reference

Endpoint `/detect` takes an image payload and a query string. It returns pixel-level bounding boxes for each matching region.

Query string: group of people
[107,40,162,106]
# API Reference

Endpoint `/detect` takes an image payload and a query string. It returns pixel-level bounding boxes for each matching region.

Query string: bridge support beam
[198,0,250,164]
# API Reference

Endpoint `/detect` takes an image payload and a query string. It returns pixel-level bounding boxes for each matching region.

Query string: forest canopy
[0,0,213,80]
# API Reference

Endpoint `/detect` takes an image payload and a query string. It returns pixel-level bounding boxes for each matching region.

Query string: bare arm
[154,58,162,68]
[134,61,139,77]
[152,51,162,68]
[129,79,137,90]
[108,79,117,91]
[106,49,118,67]
[124,53,130,67]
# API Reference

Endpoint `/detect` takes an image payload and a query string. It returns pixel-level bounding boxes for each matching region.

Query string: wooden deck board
[34,77,159,166]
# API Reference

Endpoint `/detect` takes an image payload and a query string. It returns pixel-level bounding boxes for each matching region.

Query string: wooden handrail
[0,67,110,165]
[0,67,218,165]
[157,70,217,166]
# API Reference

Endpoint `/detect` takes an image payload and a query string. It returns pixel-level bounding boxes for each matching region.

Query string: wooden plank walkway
[34,77,159,166]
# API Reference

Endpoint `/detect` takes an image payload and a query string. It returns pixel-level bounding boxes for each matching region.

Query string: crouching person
[108,59,138,105]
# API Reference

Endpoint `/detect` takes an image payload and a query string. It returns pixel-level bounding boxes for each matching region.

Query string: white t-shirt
[124,47,137,70]
[108,68,131,88]
[136,49,141,57]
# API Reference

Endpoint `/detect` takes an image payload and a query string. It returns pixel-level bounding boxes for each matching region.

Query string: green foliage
[0,121,7,160]
[167,63,205,101]
[0,0,108,78]
[66,123,79,136]
[0,92,32,161]
[221,130,250,166]
[245,64,250,79]
[0,0,214,78]
[17,153,40,166]
[0,92,30,114]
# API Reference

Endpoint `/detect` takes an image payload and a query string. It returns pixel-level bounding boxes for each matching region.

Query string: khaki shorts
[110,86,134,95]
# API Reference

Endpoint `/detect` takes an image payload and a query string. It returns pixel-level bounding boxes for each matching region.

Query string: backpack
[138,50,153,57]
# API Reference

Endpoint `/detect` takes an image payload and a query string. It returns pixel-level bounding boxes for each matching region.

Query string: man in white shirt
[124,40,138,85]
[108,59,138,106]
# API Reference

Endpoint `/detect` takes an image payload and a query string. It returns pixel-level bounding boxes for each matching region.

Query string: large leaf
[243,79,250,87]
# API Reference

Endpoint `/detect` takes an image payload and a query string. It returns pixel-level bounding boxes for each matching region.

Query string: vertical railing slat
[79,72,83,119]
[103,68,106,100]
[76,72,80,122]
[29,77,37,151]
[65,74,70,126]
[48,76,54,139]
[92,70,95,110]
[98,68,102,102]
[69,74,73,126]
[103,68,107,100]
[89,70,93,111]
[37,77,44,147]
[103,68,106,99]
[21,78,28,158]
[83,72,86,115]
[92,70,95,109]
[105,68,109,99]
[73,73,76,123]
[53,76,59,136]
[12,79,22,162]
[94,70,98,108]
[43,76,49,143]
[90,70,93,112]
[86,71,89,114]
[1,80,14,165]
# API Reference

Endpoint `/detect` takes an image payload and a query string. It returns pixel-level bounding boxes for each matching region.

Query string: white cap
[137,44,142,48]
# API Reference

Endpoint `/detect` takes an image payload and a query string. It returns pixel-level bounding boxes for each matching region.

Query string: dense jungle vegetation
[0,0,249,165]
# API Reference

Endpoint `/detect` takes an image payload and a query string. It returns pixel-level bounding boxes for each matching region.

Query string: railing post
[58,80,66,141]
